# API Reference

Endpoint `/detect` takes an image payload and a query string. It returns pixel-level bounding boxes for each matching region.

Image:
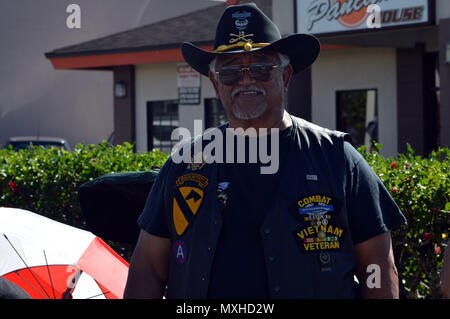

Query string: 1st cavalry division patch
[173,173,209,236]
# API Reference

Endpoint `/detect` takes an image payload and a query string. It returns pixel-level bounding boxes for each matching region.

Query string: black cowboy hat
[182,2,321,77]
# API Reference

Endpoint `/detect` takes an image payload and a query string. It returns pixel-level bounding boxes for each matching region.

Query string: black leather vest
[163,116,358,298]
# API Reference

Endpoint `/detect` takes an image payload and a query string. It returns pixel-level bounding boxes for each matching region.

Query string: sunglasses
[215,63,283,85]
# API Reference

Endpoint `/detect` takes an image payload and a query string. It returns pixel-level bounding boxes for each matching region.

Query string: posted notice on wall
[177,63,201,105]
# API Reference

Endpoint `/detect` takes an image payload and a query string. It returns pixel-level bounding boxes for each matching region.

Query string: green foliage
[359,142,450,299]
[0,141,168,228]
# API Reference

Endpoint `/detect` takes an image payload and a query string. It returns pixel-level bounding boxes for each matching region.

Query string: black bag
[78,171,158,245]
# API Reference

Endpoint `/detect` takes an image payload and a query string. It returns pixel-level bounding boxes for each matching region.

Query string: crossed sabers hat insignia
[229,31,254,44]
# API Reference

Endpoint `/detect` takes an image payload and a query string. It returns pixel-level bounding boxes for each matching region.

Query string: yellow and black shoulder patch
[172,173,208,236]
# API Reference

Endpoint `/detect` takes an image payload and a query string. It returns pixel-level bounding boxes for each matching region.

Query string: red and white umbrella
[0,207,129,299]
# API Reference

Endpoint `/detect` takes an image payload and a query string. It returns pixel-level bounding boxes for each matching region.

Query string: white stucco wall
[135,62,217,152]
[272,0,294,35]
[311,47,398,157]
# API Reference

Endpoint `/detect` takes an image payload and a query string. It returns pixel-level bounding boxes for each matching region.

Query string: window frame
[335,88,378,149]
[147,99,179,153]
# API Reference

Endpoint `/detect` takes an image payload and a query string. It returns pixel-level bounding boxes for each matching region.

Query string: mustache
[231,85,266,100]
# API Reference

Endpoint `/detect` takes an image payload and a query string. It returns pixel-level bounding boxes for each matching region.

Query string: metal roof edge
[45,40,214,59]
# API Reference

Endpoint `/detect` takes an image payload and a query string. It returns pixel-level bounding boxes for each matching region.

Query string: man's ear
[209,71,220,98]
[283,64,293,92]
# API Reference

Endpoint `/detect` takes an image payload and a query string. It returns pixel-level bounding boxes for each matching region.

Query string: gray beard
[232,102,267,120]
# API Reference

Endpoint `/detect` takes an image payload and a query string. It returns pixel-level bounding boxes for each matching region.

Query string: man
[124,2,406,299]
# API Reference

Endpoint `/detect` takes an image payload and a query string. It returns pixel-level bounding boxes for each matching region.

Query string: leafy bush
[1,141,449,298]
[0,141,168,228]
[359,143,449,299]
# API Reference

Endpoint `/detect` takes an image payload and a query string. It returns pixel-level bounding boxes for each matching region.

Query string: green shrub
[0,141,168,228]
[359,143,449,299]
[0,141,449,298]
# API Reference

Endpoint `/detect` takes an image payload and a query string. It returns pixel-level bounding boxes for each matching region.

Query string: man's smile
[231,85,266,101]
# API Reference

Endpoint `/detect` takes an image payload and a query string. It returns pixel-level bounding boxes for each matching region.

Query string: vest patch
[173,174,209,236]
[186,154,207,171]
[297,194,334,226]
[297,194,332,209]
[176,173,209,188]
[295,223,344,252]
[173,240,187,264]
[217,181,230,208]
[294,195,343,253]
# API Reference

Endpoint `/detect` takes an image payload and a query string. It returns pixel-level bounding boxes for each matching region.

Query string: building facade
[278,0,449,157]
[46,0,450,157]
[1,0,219,149]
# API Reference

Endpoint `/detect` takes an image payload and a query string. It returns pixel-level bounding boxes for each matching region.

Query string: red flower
[435,246,441,255]
[406,177,412,183]
[433,207,439,213]
[391,162,398,168]
[8,181,16,190]
[392,187,398,194]
[7,181,20,193]
[424,232,433,240]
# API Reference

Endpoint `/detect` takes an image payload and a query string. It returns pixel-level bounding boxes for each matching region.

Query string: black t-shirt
[207,125,294,298]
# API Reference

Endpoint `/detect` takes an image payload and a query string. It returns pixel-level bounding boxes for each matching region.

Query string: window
[204,98,228,129]
[147,100,179,153]
[336,89,378,150]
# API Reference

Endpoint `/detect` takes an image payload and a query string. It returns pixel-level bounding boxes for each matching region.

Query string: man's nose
[238,67,256,85]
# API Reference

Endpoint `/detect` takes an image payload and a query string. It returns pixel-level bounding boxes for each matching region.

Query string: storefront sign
[177,63,201,105]
[296,0,432,35]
